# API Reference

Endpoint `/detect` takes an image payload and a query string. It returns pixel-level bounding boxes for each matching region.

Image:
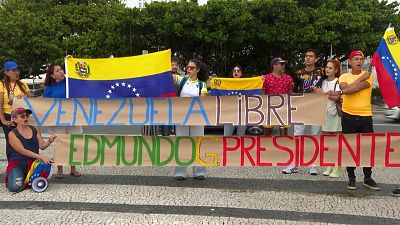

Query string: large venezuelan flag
[371,27,400,108]
[209,76,263,96]
[66,50,176,98]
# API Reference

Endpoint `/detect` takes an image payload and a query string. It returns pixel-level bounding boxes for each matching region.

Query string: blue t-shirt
[43,80,66,98]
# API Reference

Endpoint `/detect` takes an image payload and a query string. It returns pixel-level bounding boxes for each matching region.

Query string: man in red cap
[339,50,380,191]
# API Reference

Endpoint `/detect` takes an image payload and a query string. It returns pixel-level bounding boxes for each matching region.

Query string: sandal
[55,171,64,179]
[70,171,81,177]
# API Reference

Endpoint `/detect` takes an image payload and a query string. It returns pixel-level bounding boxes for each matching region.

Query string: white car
[384,104,400,121]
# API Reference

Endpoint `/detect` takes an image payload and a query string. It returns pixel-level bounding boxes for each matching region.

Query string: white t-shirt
[322,78,340,115]
[175,75,208,97]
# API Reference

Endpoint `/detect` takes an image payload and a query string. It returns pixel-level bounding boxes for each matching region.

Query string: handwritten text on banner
[14,94,327,126]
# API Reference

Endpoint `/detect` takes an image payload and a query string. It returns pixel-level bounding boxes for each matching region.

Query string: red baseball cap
[349,50,364,60]
[11,107,32,118]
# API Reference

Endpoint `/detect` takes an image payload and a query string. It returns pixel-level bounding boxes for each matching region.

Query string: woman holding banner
[313,59,343,178]
[0,61,33,160]
[43,64,82,178]
[224,65,247,136]
[5,107,55,192]
[173,59,208,180]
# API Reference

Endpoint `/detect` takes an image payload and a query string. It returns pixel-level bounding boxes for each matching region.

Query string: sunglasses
[186,66,197,70]
[18,114,30,119]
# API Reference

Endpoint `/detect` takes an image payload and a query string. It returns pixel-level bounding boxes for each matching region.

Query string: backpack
[333,80,343,117]
[177,76,203,97]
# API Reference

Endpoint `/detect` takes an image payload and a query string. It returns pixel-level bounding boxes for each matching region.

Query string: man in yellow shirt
[339,50,380,191]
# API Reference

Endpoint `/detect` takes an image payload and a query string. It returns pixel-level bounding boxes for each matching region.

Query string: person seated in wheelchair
[4,107,55,192]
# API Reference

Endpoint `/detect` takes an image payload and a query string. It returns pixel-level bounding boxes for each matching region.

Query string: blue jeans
[7,166,26,192]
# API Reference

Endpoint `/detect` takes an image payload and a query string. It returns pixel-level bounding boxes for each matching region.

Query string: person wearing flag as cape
[5,107,55,192]
[339,50,380,191]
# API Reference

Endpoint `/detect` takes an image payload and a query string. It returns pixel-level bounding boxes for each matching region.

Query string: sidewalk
[0,138,400,224]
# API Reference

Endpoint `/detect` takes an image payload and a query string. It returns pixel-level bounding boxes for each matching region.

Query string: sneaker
[363,178,381,191]
[322,167,333,176]
[347,179,356,190]
[282,165,299,174]
[309,165,318,175]
[392,188,400,197]
[329,167,343,178]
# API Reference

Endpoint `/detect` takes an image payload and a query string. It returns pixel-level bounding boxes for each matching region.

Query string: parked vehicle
[384,104,400,122]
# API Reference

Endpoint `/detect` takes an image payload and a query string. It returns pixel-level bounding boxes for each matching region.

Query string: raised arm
[36,127,57,150]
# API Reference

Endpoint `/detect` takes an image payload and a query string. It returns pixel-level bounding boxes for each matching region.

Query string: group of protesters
[1,49,399,197]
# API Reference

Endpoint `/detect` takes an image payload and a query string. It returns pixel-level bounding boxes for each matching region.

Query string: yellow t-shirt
[338,71,373,116]
[0,81,30,114]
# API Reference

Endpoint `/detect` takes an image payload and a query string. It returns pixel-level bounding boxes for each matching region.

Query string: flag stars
[106,82,140,98]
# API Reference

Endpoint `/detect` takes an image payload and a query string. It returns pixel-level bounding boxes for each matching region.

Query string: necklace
[7,82,17,105]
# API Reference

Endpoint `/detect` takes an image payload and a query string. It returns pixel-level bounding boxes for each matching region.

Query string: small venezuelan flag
[371,27,400,108]
[209,76,263,96]
[65,49,176,98]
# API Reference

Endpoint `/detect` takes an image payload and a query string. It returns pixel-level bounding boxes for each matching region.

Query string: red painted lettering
[273,136,294,166]
[222,137,240,166]
[299,135,319,166]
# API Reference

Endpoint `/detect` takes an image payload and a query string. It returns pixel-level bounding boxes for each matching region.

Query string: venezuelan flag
[209,76,263,96]
[371,27,400,108]
[66,50,176,98]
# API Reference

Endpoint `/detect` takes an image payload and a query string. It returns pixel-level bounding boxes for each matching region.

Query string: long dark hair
[232,65,246,78]
[44,64,60,86]
[189,59,209,82]
[2,72,29,97]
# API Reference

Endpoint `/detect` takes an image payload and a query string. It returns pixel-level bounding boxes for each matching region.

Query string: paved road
[0,104,399,224]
